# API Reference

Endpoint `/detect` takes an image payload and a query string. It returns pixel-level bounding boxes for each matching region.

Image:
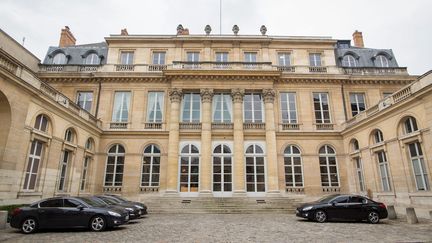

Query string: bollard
[406,207,418,224]
[0,210,7,229]
[387,205,397,220]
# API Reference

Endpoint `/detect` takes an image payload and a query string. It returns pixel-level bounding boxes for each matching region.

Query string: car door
[347,196,368,220]
[38,198,65,228]
[62,199,88,227]
[326,196,350,219]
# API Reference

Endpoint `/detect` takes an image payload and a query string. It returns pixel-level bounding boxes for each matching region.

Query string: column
[232,89,246,196]
[263,89,280,195]
[200,89,213,195]
[165,88,182,195]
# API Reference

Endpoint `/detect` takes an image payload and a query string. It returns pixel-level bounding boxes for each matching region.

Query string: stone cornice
[277,77,414,85]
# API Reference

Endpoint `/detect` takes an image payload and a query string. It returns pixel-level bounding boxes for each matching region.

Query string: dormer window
[375,55,389,68]
[342,55,358,67]
[85,53,100,65]
[52,53,67,65]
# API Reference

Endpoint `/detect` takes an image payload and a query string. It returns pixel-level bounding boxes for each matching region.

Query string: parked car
[101,194,147,216]
[91,196,142,219]
[296,194,388,224]
[10,197,129,234]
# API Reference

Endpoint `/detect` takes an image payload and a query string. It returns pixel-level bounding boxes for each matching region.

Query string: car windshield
[97,197,118,205]
[107,195,128,203]
[78,197,107,207]
[317,194,340,203]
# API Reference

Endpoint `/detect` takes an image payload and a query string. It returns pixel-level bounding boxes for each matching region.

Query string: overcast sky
[1,0,431,74]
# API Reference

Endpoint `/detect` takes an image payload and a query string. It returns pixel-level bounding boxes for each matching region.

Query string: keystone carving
[200,88,214,103]
[262,89,276,103]
[169,88,183,103]
[231,88,245,103]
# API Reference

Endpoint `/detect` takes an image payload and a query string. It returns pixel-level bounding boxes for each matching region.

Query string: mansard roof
[42,42,108,65]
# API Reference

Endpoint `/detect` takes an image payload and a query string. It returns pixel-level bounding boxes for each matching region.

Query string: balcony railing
[315,123,334,130]
[281,123,300,130]
[211,122,233,129]
[171,61,276,71]
[343,67,408,75]
[144,122,162,130]
[243,122,265,130]
[309,66,327,73]
[148,64,167,72]
[322,187,340,193]
[103,186,122,192]
[179,122,202,130]
[110,122,128,129]
[140,186,159,192]
[286,187,305,193]
[0,53,18,74]
[276,66,296,72]
[39,65,100,72]
[115,64,135,71]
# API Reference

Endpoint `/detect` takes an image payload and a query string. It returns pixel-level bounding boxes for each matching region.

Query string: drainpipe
[95,79,102,118]
[341,82,348,121]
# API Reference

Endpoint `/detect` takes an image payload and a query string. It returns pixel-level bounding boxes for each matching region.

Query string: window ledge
[408,192,432,197]
[369,142,385,150]
[17,191,43,197]
[398,131,421,142]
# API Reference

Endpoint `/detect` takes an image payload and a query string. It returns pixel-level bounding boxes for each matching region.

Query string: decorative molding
[169,88,183,103]
[231,88,245,103]
[262,89,276,103]
[200,88,214,103]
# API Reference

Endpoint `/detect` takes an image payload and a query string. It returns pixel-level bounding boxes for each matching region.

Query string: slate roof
[42,42,108,65]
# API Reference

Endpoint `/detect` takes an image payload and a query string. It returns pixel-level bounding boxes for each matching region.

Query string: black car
[296,194,388,224]
[10,197,129,233]
[101,194,147,216]
[92,196,142,219]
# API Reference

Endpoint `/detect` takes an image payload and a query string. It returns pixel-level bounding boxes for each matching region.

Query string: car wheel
[314,210,327,223]
[90,216,106,232]
[21,218,38,234]
[367,211,380,224]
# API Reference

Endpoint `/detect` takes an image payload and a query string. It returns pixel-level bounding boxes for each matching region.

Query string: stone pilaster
[165,88,182,194]
[231,88,246,196]
[262,89,280,196]
[200,89,213,195]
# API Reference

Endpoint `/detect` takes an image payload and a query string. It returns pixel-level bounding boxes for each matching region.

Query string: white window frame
[76,91,93,112]
[350,93,366,117]
[80,156,91,191]
[244,52,257,63]
[34,114,49,132]
[212,93,232,123]
[152,52,166,65]
[375,55,389,68]
[212,142,234,196]
[280,92,297,124]
[120,51,134,65]
[377,150,391,192]
[23,140,44,191]
[146,91,164,123]
[404,117,418,134]
[58,150,71,191]
[309,53,322,67]
[408,142,429,191]
[342,55,357,67]
[112,91,131,122]
[178,141,201,195]
[284,145,304,188]
[243,93,264,123]
[374,130,384,143]
[244,141,267,195]
[181,93,201,122]
[215,52,228,62]
[187,52,200,62]
[52,53,67,65]
[104,144,125,187]
[84,53,99,65]
[354,157,365,192]
[319,145,340,187]
[141,144,161,187]
[313,92,331,124]
[278,53,291,66]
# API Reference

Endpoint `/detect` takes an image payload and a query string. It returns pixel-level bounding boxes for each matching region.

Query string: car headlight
[125,208,134,211]
[134,205,143,209]
[108,211,121,217]
[303,206,313,211]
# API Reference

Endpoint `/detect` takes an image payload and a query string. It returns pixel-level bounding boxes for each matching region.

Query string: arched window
[23,140,44,190]
[351,139,360,152]
[104,144,125,187]
[403,116,419,134]
[213,144,232,193]
[85,138,93,150]
[342,55,357,67]
[284,145,303,188]
[84,53,100,65]
[376,150,391,191]
[245,144,265,192]
[373,129,384,143]
[179,144,200,193]
[52,53,67,65]
[319,145,339,187]
[375,55,389,68]
[34,114,49,132]
[141,144,161,187]
[64,128,74,143]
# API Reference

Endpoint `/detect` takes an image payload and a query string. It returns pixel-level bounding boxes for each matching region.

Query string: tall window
[104,144,125,187]
[64,128,74,143]
[280,92,297,123]
[313,93,331,124]
[351,139,360,151]
[375,55,389,68]
[80,156,91,191]
[278,53,291,66]
[147,92,164,123]
[120,52,134,65]
[319,145,339,187]
[404,117,418,134]
[76,92,93,112]
[213,144,233,192]
[244,93,263,123]
[350,93,366,117]
[85,138,93,150]
[34,114,49,132]
[374,129,384,143]
[58,150,71,191]
[152,52,166,65]
[112,92,131,122]
[216,52,228,62]
[84,53,100,65]
[52,53,67,64]
[342,55,357,67]
[284,145,303,187]
[212,94,232,123]
[179,144,200,193]
[141,144,161,187]
[408,142,429,191]
[187,52,200,62]
[181,93,201,122]
[244,52,257,63]
[377,150,391,191]
[23,140,43,190]
[309,53,322,67]
[245,144,266,192]
[354,157,365,192]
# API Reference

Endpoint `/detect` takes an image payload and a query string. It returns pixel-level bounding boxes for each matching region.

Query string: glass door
[179,144,200,195]
[213,144,233,197]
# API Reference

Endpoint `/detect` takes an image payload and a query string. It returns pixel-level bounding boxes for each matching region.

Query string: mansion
[0,26,431,216]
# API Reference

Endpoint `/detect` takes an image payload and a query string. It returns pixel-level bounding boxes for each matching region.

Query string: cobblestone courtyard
[1,214,431,242]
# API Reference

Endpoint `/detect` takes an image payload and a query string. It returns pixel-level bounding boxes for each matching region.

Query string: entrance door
[179,144,200,195]
[213,144,233,197]
[245,144,266,195]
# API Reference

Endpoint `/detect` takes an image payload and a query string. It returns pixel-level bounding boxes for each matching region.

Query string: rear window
[350,196,365,203]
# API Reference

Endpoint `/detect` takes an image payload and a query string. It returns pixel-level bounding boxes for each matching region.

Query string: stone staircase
[141,197,304,214]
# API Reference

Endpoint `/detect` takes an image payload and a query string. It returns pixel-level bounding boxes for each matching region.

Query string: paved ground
[1,214,431,243]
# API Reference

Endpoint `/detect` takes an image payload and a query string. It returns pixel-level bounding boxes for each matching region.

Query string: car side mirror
[77,205,84,210]
[331,202,336,206]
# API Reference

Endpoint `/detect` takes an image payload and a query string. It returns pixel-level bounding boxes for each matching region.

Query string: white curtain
[156,92,164,122]
[147,92,156,122]
[212,94,219,122]
[223,94,232,122]
[112,92,122,121]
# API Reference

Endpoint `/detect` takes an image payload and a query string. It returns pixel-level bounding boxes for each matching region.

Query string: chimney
[121,28,129,36]
[352,30,364,48]
[59,26,76,47]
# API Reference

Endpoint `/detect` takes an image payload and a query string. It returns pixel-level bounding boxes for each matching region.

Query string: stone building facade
[0,26,431,216]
